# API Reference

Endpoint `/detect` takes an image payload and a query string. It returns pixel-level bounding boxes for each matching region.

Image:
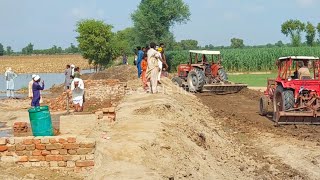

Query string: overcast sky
[1,0,320,51]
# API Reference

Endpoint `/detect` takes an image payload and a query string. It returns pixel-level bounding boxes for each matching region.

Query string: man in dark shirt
[31,75,45,107]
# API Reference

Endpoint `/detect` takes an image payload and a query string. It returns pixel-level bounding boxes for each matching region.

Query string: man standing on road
[136,46,144,78]
[147,42,162,93]
[64,65,71,89]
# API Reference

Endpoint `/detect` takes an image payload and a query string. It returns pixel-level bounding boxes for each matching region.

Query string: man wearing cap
[31,75,45,107]
[4,67,17,98]
[71,78,85,112]
[28,74,37,98]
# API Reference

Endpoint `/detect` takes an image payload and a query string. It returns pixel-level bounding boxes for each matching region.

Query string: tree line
[0,42,80,56]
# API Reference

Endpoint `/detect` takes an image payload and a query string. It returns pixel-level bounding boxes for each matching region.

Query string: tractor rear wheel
[273,86,294,122]
[187,68,205,92]
[259,96,268,116]
[218,68,228,82]
[172,77,183,87]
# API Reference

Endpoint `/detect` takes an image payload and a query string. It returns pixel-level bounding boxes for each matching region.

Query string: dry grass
[0,54,91,73]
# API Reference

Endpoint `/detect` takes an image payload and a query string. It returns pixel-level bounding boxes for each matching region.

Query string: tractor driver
[297,61,311,80]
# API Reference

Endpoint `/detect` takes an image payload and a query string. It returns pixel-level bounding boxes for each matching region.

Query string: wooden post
[66,92,70,114]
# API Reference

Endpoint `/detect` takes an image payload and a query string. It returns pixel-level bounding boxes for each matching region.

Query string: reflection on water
[0,69,94,91]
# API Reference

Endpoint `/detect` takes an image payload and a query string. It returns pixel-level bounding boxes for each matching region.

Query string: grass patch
[228,73,277,87]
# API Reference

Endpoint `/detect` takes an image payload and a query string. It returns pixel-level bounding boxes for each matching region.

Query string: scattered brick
[67,137,76,143]
[0,145,8,152]
[17,156,28,162]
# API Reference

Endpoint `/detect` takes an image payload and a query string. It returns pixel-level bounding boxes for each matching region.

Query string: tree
[0,43,4,56]
[131,0,190,46]
[230,38,244,48]
[275,40,284,47]
[281,19,305,47]
[22,43,34,55]
[76,19,114,66]
[317,23,320,43]
[6,46,13,55]
[305,22,316,46]
[65,43,79,54]
[178,39,199,50]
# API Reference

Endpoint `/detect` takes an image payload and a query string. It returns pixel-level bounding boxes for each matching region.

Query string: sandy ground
[0,65,319,179]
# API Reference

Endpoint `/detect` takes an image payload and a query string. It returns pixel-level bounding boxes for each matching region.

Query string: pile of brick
[13,122,29,133]
[0,136,96,172]
[45,92,73,111]
[95,107,116,122]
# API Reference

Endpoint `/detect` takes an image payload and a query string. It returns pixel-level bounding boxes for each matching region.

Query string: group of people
[64,64,85,112]
[135,42,168,93]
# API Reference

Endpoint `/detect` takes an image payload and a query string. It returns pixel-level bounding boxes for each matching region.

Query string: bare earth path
[91,78,315,179]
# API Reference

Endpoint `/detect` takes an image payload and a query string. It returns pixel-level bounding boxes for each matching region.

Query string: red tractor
[172,50,247,93]
[260,56,320,125]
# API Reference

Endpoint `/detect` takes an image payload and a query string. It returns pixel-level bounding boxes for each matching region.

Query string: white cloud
[296,0,318,7]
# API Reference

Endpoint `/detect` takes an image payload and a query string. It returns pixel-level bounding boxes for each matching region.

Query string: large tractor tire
[218,68,228,82]
[187,68,205,92]
[259,96,269,116]
[172,77,183,87]
[273,85,294,122]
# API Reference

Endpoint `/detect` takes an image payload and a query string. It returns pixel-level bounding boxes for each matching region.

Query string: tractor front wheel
[259,96,269,116]
[187,68,205,92]
[172,77,183,87]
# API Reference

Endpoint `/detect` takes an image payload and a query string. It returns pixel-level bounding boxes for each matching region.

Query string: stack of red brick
[13,122,28,133]
[0,136,95,171]
[95,106,116,122]
[46,92,73,111]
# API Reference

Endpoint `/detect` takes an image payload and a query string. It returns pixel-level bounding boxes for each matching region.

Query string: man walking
[136,46,144,78]
[147,42,162,93]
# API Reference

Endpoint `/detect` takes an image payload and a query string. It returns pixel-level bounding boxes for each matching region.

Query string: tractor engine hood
[282,80,320,94]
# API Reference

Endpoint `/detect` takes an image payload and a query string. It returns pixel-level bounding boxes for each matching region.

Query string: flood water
[0,69,94,99]
[0,69,94,91]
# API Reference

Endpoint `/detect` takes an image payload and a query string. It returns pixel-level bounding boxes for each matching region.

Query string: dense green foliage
[76,19,114,66]
[21,43,34,55]
[0,43,4,56]
[281,19,305,47]
[131,0,190,49]
[166,46,320,72]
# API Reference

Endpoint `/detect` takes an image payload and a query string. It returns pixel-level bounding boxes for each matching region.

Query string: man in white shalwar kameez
[147,42,162,94]
[4,67,17,98]
[71,78,85,112]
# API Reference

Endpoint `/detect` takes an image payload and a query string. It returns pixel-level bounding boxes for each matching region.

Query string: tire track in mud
[196,88,320,179]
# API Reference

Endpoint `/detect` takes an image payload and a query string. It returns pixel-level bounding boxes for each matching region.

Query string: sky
[0,0,320,51]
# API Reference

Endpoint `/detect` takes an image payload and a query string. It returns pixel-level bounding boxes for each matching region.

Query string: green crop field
[228,73,277,87]
[166,47,320,72]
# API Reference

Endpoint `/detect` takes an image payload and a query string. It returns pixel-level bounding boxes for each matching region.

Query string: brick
[5,151,14,156]
[68,149,77,155]
[41,150,51,156]
[7,145,15,152]
[8,138,14,145]
[49,138,58,144]
[62,155,80,161]
[25,144,35,151]
[58,138,67,144]
[33,139,41,144]
[17,156,28,162]
[102,108,109,113]
[32,150,42,156]
[58,161,67,167]
[0,138,7,145]
[15,151,25,156]
[29,156,45,162]
[77,148,94,155]
[24,151,32,156]
[14,138,24,144]
[76,160,94,167]
[15,144,26,151]
[67,137,76,143]
[85,155,94,160]
[40,161,49,167]
[31,162,41,167]
[66,161,75,168]
[109,107,116,113]
[58,149,68,155]
[95,111,103,119]
[49,161,58,167]
[63,143,79,150]
[0,145,8,152]
[46,144,62,150]
[36,144,46,150]
[41,138,50,144]
[21,162,31,167]
[46,155,63,161]
[23,139,34,145]
[51,150,59,155]
[1,156,17,162]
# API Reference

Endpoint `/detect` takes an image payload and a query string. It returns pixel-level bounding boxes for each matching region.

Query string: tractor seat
[300,76,312,80]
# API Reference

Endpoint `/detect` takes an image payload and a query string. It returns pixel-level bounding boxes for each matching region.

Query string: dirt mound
[82,65,137,82]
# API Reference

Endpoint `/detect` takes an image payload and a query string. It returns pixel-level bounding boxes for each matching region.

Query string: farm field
[228,73,277,87]
[0,55,91,73]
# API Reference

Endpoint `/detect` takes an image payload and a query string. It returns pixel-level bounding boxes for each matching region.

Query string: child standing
[141,54,148,90]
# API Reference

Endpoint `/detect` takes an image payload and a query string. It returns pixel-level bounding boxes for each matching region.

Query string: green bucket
[28,106,54,136]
